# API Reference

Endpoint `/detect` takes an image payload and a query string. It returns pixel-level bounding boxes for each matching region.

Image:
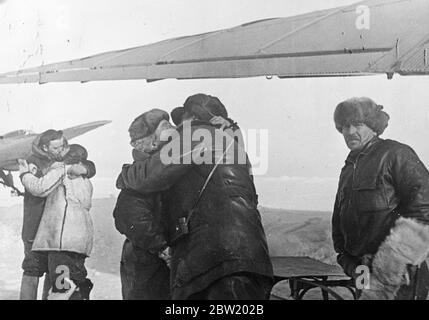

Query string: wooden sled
[271,256,357,300]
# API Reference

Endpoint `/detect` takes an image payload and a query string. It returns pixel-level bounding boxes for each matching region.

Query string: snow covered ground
[0,219,122,300]
[0,198,124,300]
[0,197,346,300]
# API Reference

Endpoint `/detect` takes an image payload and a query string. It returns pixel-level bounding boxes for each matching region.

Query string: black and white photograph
[0,0,429,305]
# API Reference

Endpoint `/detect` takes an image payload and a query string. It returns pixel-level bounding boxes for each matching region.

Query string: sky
[1,0,429,210]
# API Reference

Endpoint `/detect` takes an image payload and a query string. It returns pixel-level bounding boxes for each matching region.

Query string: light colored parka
[21,162,94,257]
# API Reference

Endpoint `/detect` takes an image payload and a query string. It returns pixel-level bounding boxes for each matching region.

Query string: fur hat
[64,144,88,164]
[170,93,228,126]
[128,109,170,143]
[170,106,185,126]
[334,97,390,135]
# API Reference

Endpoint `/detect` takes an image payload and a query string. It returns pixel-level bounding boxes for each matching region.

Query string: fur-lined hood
[30,134,70,162]
[31,134,53,161]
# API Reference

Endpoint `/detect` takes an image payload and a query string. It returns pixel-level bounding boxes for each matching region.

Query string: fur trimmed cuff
[360,217,429,300]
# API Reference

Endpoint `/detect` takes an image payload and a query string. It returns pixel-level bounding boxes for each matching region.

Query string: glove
[337,253,360,278]
[158,247,171,268]
[18,159,30,175]
[210,116,231,130]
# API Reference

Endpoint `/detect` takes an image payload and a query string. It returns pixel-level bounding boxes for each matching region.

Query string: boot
[41,274,52,300]
[19,274,39,300]
[70,278,94,300]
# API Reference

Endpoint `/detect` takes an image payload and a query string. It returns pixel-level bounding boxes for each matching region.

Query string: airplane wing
[0,0,428,84]
[0,120,111,171]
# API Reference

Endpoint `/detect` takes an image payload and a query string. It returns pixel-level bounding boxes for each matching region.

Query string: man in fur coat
[332,97,429,300]
[113,109,171,300]
[20,130,96,300]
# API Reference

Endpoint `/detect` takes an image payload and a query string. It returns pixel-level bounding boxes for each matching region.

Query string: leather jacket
[113,189,167,254]
[332,137,429,267]
[117,121,273,299]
